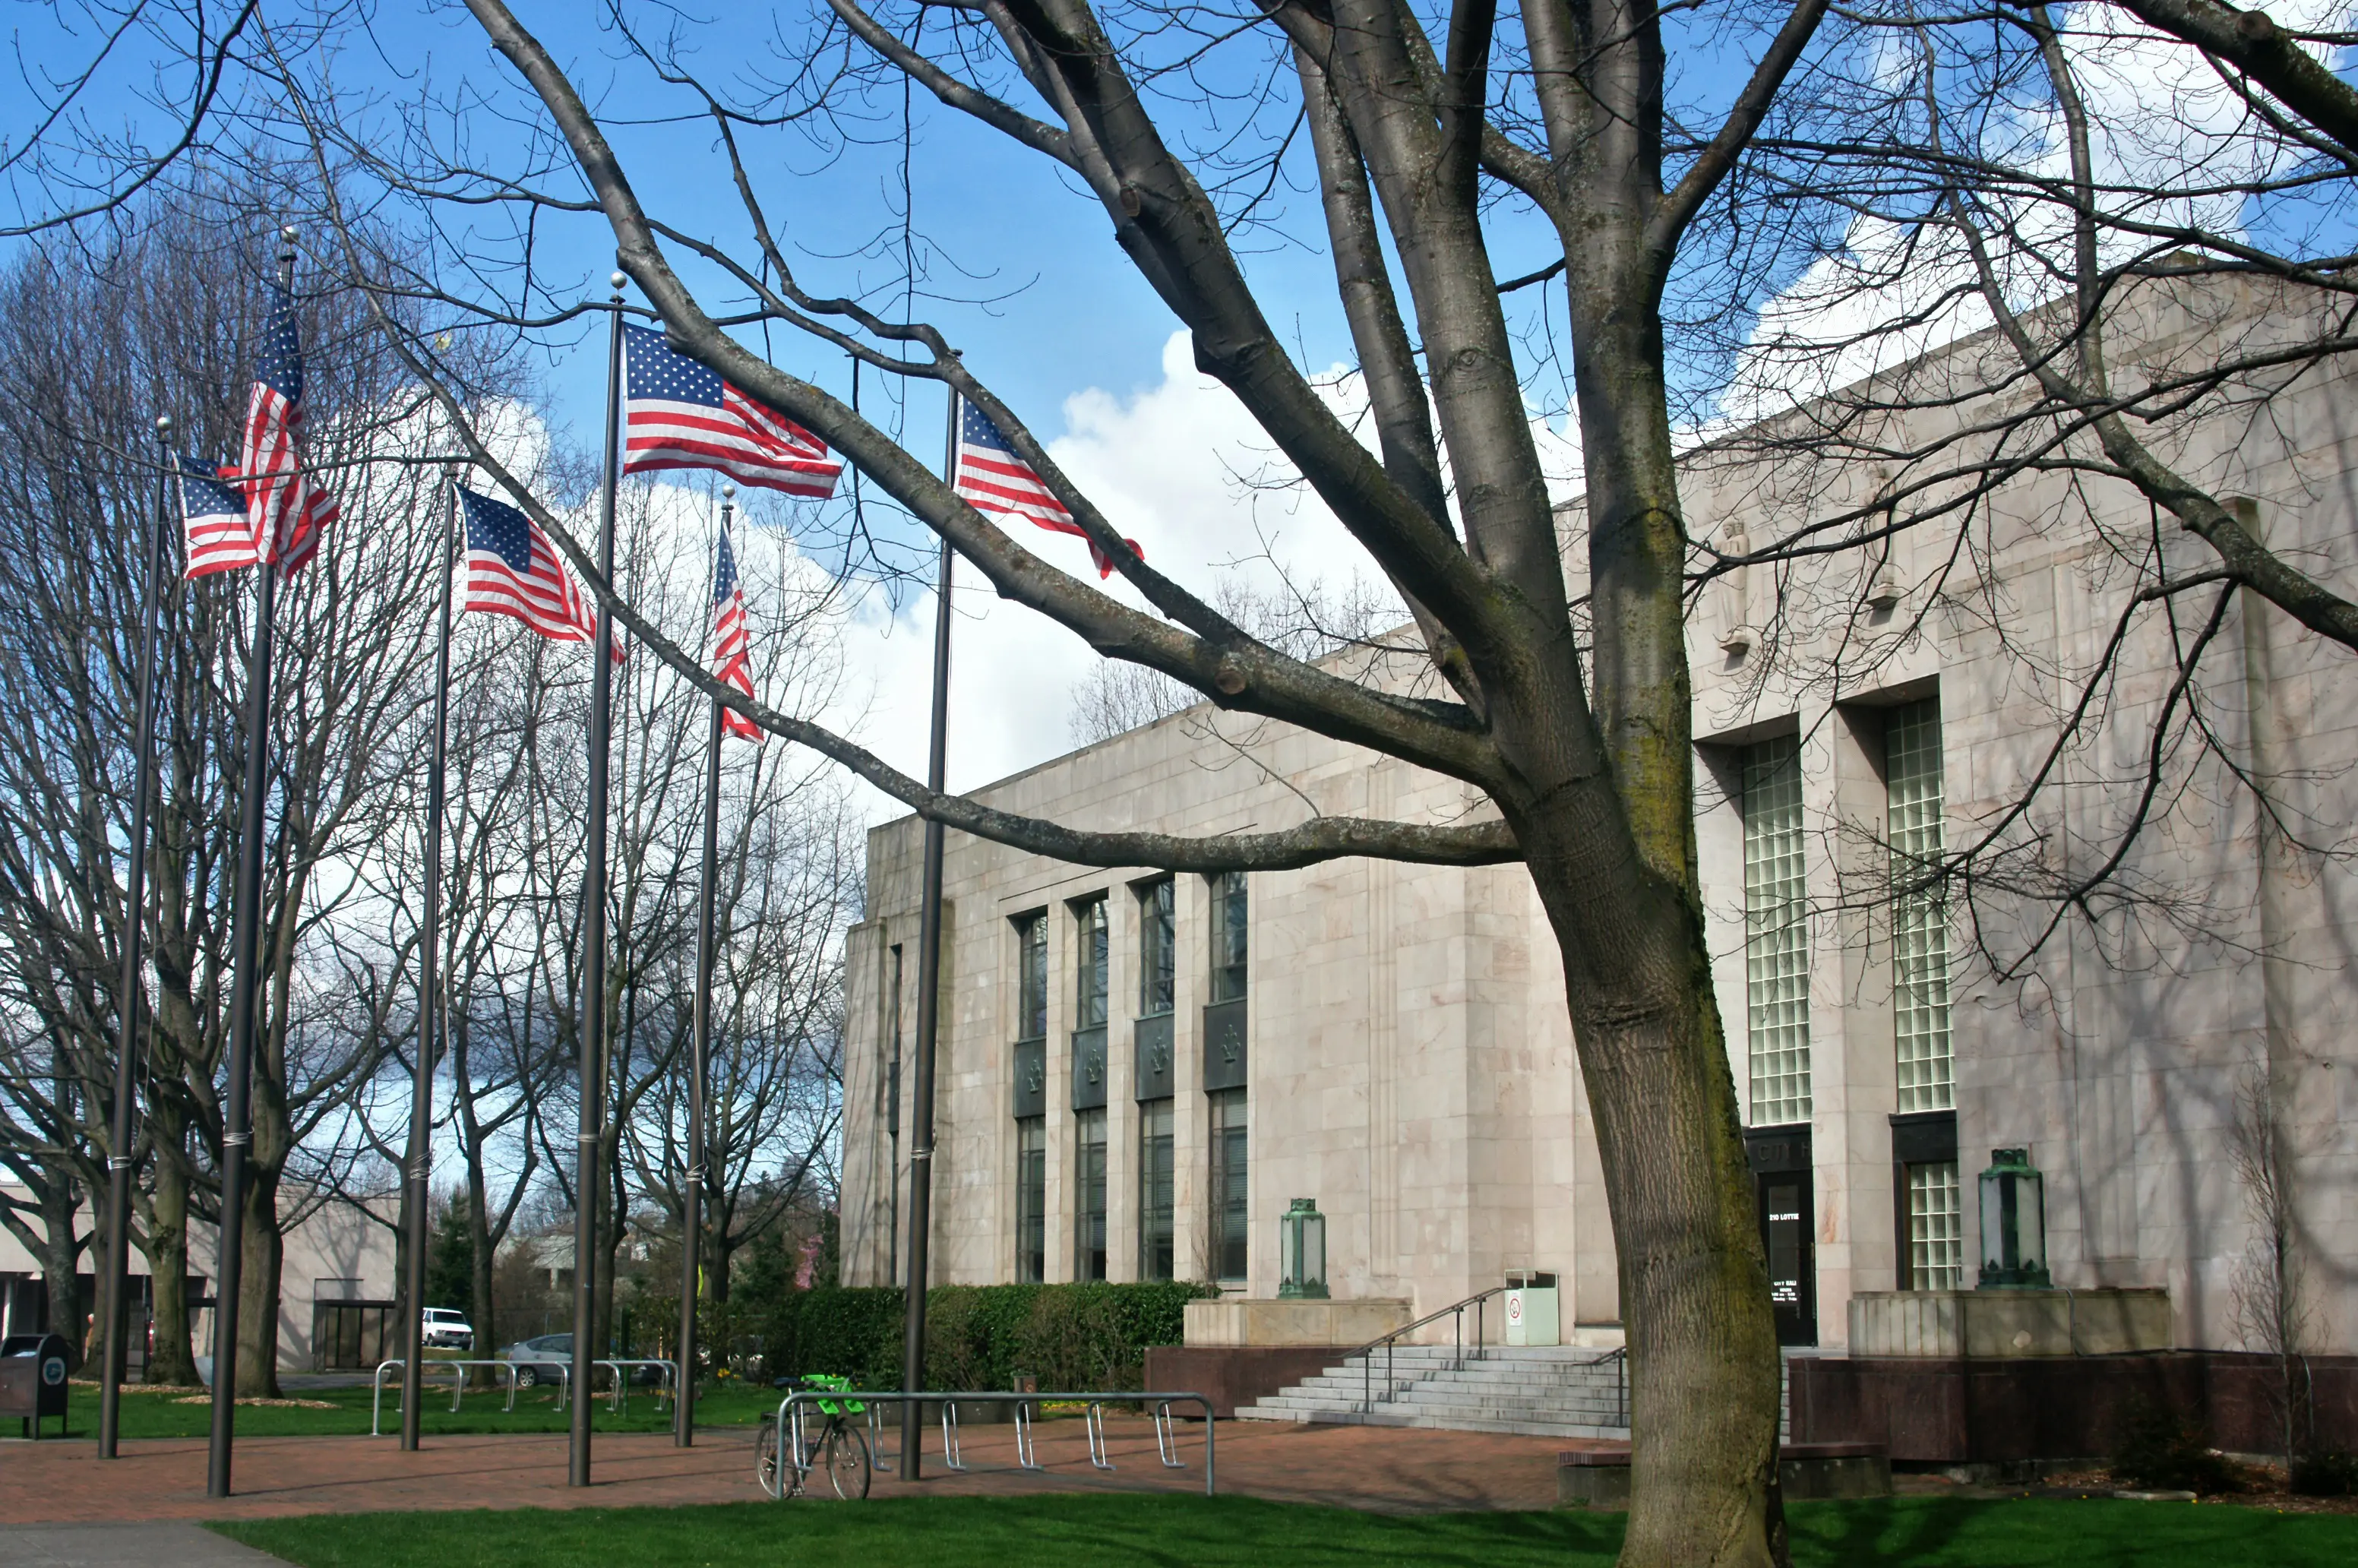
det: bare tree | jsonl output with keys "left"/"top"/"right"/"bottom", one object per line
{"left": 2229, "top": 1061, "right": 2311, "bottom": 1472}
{"left": 1070, "top": 570, "right": 1405, "bottom": 743}
{"left": 0, "top": 186, "right": 511, "bottom": 1394}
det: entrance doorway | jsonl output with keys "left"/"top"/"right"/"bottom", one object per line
{"left": 1744, "top": 1124, "right": 1816, "bottom": 1345}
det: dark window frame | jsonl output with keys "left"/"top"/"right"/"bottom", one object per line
{"left": 1138, "top": 877, "right": 1175, "bottom": 1018}
{"left": 1209, "top": 871, "right": 1247, "bottom": 1004}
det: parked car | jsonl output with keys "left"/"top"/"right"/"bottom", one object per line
{"left": 501, "top": 1332, "right": 571, "bottom": 1387}
{"left": 421, "top": 1307, "right": 475, "bottom": 1351}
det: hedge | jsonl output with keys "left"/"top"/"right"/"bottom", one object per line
{"left": 756, "top": 1281, "right": 1217, "bottom": 1393}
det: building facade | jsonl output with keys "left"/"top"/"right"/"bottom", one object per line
{"left": 839, "top": 275, "right": 2358, "bottom": 1359}
{"left": 0, "top": 1185, "right": 398, "bottom": 1374}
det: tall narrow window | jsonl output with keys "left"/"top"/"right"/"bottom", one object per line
{"left": 1016, "top": 1117, "right": 1046, "bottom": 1282}
{"left": 1887, "top": 698, "right": 1952, "bottom": 1114}
{"left": 1139, "top": 878, "right": 1175, "bottom": 1016}
{"left": 1075, "top": 1108, "right": 1108, "bottom": 1281}
{"left": 1743, "top": 735, "right": 1811, "bottom": 1125}
{"left": 1210, "top": 871, "right": 1247, "bottom": 1003}
{"left": 1139, "top": 1099, "right": 1174, "bottom": 1280}
{"left": 1209, "top": 1087, "right": 1248, "bottom": 1281}
{"left": 1016, "top": 912, "right": 1048, "bottom": 1042}
{"left": 1905, "top": 1160, "right": 1963, "bottom": 1290}
{"left": 1076, "top": 899, "right": 1108, "bottom": 1029}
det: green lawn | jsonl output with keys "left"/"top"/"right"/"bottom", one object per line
{"left": 213, "top": 1493, "right": 2356, "bottom": 1568}
{"left": 59, "top": 1378, "right": 784, "bottom": 1439}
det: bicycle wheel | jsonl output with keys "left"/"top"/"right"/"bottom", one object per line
{"left": 755, "top": 1421, "right": 794, "bottom": 1497}
{"left": 820, "top": 1419, "right": 871, "bottom": 1500}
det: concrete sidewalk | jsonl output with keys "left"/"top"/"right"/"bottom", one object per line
{"left": 0, "top": 1524, "right": 288, "bottom": 1568}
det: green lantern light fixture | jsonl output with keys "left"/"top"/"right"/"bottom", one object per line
{"left": 1977, "top": 1148, "right": 2052, "bottom": 1289}
{"left": 1278, "top": 1198, "right": 1329, "bottom": 1299}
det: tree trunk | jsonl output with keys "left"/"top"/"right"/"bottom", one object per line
{"left": 144, "top": 1125, "right": 198, "bottom": 1385}
{"left": 593, "top": 1142, "right": 618, "bottom": 1361}
{"left": 1521, "top": 801, "right": 1783, "bottom": 1566}
{"left": 708, "top": 1222, "right": 731, "bottom": 1305}
{"left": 235, "top": 1163, "right": 284, "bottom": 1398}
{"left": 468, "top": 1157, "right": 498, "bottom": 1372}
{"left": 33, "top": 1176, "right": 90, "bottom": 1370}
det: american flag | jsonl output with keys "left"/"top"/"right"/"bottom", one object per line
{"left": 623, "top": 326, "right": 843, "bottom": 498}
{"left": 178, "top": 455, "right": 256, "bottom": 579}
{"left": 459, "top": 485, "right": 612, "bottom": 657}
{"left": 238, "top": 283, "right": 338, "bottom": 576}
{"left": 951, "top": 400, "right": 1138, "bottom": 578}
{"left": 710, "top": 520, "right": 762, "bottom": 742}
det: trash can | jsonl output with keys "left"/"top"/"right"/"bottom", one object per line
{"left": 1, "top": 1332, "right": 71, "bottom": 1439}
{"left": 1505, "top": 1272, "right": 1560, "bottom": 1348}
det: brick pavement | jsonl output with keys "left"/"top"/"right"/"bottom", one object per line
{"left": 0, "top": 1418, "right": 1582, "bottom": 1522}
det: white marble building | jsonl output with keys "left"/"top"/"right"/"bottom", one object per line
{"left": 839, "top": 273, "right": 2358, "bottom": 1357}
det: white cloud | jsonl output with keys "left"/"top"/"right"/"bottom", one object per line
{"left": 833, "top": 331, "right": 1369, "bottom": 804}
{"left": 1714, "top": 3, "right": 2355, "bottom": 427}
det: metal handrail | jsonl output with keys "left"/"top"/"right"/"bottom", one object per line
{"left": 1348, "top": 1285, "right": 1508, "bottom": 1413}
{"left": 770, "top": 1389, "right": 1215, "bottom": 1498}
{"left": 1593, "top": 1345, "right": 1630, "bottom": 1429}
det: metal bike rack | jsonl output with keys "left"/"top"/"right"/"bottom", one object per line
{"left": 545, "top": 1358, "right": 677, "bottom": 1413}
{"left": 770, "top": 1389, "right": 1216, "bottom": 1499}
{"left": 866, "top": 1402, "right": 896, "bottom": 1475}
{"left": 370, "top": 1358, "right": 521, "bottom": 1436}
{"left": 1010, "top": 1402, "right": 1043, "bottom": 1471}
{"left": 1083, "top": 1403, "right": 1116, "bottom": 1472}
{"left": 940, "top": 1402, "right": 966, "bottom": 1472}
{"left": 1151, "top": 1402, "right": 1189, "bottom": 1470}
{"left": 597, "top": 1358, "right": 678, "bottom": 1414}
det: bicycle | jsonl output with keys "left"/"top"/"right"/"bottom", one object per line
{"left": 757, "top": 1374, "right": 872, "bottom": 1499}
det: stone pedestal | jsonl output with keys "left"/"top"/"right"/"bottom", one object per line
{"left": 1182, "top": 1297, "right": 1411, "bottom": 1348}
{"left": 1848, "top": 1288, "right": 2170, "bottom": 1358}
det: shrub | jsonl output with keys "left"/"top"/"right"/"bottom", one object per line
{"left": 2290, "top": 1448, "right": 2358, "bottom": 1497}
{"left": 2110, "top": 1404, "right": 2239, "bottom": 1494}
{"left": 757, "top": 1281, "right": 1214, "bottom": 1393}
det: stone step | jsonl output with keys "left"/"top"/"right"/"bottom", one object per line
{"left": 1290, "top": 1373, "right": 1622, "bottom": 1398}
{"left": 1254, "top": 1396, "right": 1622, "bottom": 1415}
{"left": 1239, "top": 1342, "right": 1634, "bottom": 1438}
{"left": 1234, "top": 1402, "right": 1628, "bottom": 1440}
{"left": 1249, "top": 1381, "right": 1630, "bottom": 1410}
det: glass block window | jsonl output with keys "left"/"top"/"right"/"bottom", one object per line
{"left": 1139, "top": 878, "right": 1175, "bottom": 1016}
{"left": 1743, "top": 735, "right": 1812, "bottom": 1125}
{"left": 1075, "top": 1108, "right": 1108, "bottom": 1282}
{"left": 1210, "top": 871, "right": 1247, "bottom": 1003}
{"left": 1016, "top": 1116, "right": 1046, "bottom": 1282}
{"left": 1906, "top": 1159, "right": 1963, "bottom": 1290}
{"left": 1015, "top": 912, "right": 1048, "bottom": 1042}
{"left": 1887, "top": 699, "right": 1953, "bottom": 1113}
{"left": 1075, "top": 898, "right": 1108, "bottom": 1030}
{"left": 1139, "top": 1098, "right": 1175, "bottom": 1281}
{"left": 1209, "top": 1086, "right": 1248, "bottom": 1281}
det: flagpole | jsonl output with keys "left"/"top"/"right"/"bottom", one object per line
{"left": 675, "top": 483, "right": 732, "bottom": 1449}
{"left": 571, "top": 273, "right": 626, "bottom": 1489}
{"left": 99, "top": 413, "right": 175, "bottom": 1459}
{"left": 209, "top": 226, "right": 299, "bottom": 1499}
{"left": 400, "top": 469, "right": 458, "bottom": 1451}
{"left": 898, "top": 385, "right": 956, "bottom": 1481}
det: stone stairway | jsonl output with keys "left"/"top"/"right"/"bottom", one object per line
{"left": 1236, "top": 1344, "right": 1633, "bottom": 1439}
